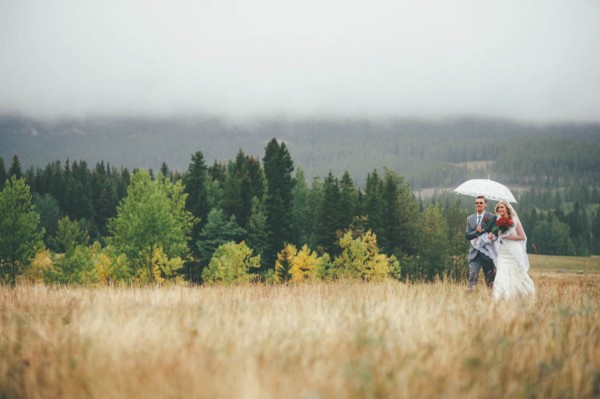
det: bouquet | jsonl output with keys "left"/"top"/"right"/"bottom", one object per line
{"left": 492, "top": 217, "right": 514, "bottom": 235}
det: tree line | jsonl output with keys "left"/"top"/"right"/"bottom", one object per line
{"left": 4, "top": 115, "right": 599, "bottom": 189}
{"left": 1, "top": 138, "right": 599, "bottom": 286}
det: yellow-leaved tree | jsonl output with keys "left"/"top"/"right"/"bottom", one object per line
{"left": 274, "top": 244, "right": 297, "bottom": 283}
{"left": 289, "top": 244, "right": 319, "bottom": 282}
{"left": 92, "top": 243, "right": 130, "bottom": 286}
{"left": 332, "top": 230, "right": 399, "bottom": 281}
{"left": 148, "top": 245, "right": 185, "bottom": 285}
{"left": 201, "top": 241, "right": 260, "bottom": 285}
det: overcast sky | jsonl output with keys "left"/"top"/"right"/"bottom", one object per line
{"left": 1, "top": 0, "right": 599, "bottom": 122}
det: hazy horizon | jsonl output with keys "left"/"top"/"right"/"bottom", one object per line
{"left": 1, "top": 0, "right": 599, "bottom": 123}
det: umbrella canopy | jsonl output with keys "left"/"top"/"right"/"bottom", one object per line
{"left": 454, "top": 179, "right": 517, "bottom": 203}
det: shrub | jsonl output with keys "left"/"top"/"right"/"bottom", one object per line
{"left": 202, "top": 241, "right": 260, "bottom": 285}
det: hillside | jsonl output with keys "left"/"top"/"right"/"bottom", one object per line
{"left": 1, "top": 114, "right": 599, "bottom": 188}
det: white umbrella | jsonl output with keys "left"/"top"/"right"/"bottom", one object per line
{"left": 454, "top": 179, "right": 517, "bottom": 203}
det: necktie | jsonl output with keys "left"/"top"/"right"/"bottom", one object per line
{"left": 477, "top": 215, "right": 481, "bottom": 225}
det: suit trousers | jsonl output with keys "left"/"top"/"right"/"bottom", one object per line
{"left": 468, "top": 251, "right": 496, "bottom": 288}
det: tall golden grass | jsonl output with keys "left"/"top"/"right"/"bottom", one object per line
{"left": 1, "top": 275, "right": 599, "bottom": 398}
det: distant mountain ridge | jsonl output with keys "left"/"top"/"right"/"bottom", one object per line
{"left": 1, "top": 114, "right": 599, "bottom": 188}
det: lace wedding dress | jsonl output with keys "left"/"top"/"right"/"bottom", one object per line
{"left": 492, "top": 217, "right": 535, "bottom": 301}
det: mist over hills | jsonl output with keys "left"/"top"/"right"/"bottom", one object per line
{"left": 1, "top": 114, "right": 599, "bottom": 189}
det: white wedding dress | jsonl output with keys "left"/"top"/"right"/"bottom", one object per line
{"left": 492, "top": 217, "right": 535, "bottom": 301}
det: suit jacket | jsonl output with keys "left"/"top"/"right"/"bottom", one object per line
{"left": 465, "top": 211, "right": 497, "bottom": 261}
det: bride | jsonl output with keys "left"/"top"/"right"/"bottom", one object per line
{"left": 488, "top": 200, "right": 535, "bottom": 300}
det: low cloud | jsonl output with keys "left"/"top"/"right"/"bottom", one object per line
{"left": 1, "top": 0, "right": 599, "bottom": 122}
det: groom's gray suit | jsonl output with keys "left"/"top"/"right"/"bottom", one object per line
{"left": 465, "top": 211, "right": 497, "bottom": 288}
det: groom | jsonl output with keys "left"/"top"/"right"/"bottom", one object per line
{"left": 465, "top": 195, "right": 496, "bottom": 290}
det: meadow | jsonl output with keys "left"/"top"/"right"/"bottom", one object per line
{"left": 1, "top": 262, "right": 599, "bottom": 398}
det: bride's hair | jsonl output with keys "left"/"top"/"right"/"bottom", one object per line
{"left": 495, "top": 200, "right": 514, "bottom": 219}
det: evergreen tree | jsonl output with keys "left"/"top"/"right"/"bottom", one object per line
{"left": 395, "top": 173, "right": 419, "bottom": 256}
{"left": 208, "top": 160, "right": 227, "bottom": 183}
{"left": 565, "top": 202, "right": 590, "bottom": 255}
{"left": 307, "top": 177, "right": 324, "bottom": 249}
{"left": 183, "top": 151, "right": 209, "bottom": 249}
{"left": 119, "top": 168, "right": 130, "bottom": 198}
{"left": 197, "top": 208, "right": 246, "bottom": 267}
{"left": 380, "top": 170, "right": 402, "bottom": 254}
{"left": 160, "top": 162, "right": 170, "bottom": 180}
{"left": 221, "top": 164, "right": 244, "bottom": 224}
{"left": 339, "top": 171, "right": 357, "bottom": 228}
{"left": 531, "top": 215, "right": 576, "bottom": 255}
{"left": 314, "top": 172, "right": 343, "bottom": 255}
{"left": 363, "top": 170, "right": 385, "bottom": 244}
{"left": 415, "top": 204, "right": 451, "bottom": 280}
{"left": 24, "top": 166, "right": 35, "bottom": 189}
{"left": 262, "top": 138, "right": 294, "bottom": 267}
{"left": 0, "top": 156, "right": 6, "bottom": 189}
{"left": 0, "top": 177, "right": 45, "bottom": 285}
{"left": 246, "top": 197, "right": 269, "bottom": 268}
{"left": 8, "top": 155, "right": 22, "bottom": 179}
{"left": 50, "top": 216, "right": 90, "bottom": 253}
{"left": 238, "top": 154, "right": 264, "bottom": 229}
{"left": 34, "top": 193, "right": 62, "bottom": 246}
{"left": 592, "top": 210, "right": 600, "bottom": 255}
{"left": 290, "top": 169, "right": 313, "bottom": 246}
{"left": 46, "top": 243, "right": 96, "bottom": 285}
{"left": 442, "top": 199, "right": 470, "bottom": 280}
{"left": 91, "top": 161, "right": 119, "bottom": 237}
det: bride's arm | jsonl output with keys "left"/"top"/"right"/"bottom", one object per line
{"left": 505, "top": 221, "right": 526, "bottom": 241}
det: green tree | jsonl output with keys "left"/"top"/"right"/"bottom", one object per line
{"left": 197, "top": 208, "right": 246, "bottom": 267}
{"left": 442, "top": 199, "right": 469, "bottom": 280}
{"left": 393, "top": 172, "right": 419, "bottom": 256}
{"left": 160, "top": 162, "right": 170, "bottom": 180}
{"left": 290, "top": 169, "right": 314, "bottom": 247}
{"left": 90, "top": 161, "right": 120, "bottom": 237}
{"left": 184, "top": 151, "right": 210, "bottom": 249}
{"left": 380, "top": 170, "right": 402, "bottom": 254}
{"left": 339, "top": 171, "right": 357, "bottom": 229}
{"left": 332, "top": 230, "right": 398, "bottom": 281}
{"left": 107, "top": 170, "right": 194, "bottom": 282}
{"left": 46, "top": 244, "right": 96, "bottom": 285}
{"left": 8, "top": 155, "right": 22, "bottom": 179}
{"left": 263, "top": 138, "right": 295, "bottom": 267}
{"left": 0, "top": 157, "right": 6, "bottom": 190}
{"left": 592, "top": 210, "right": 600, "bottom": 255}
{"left": 0, "top": 177, "right": 45, "bottom": 285}
{"left": 531, "top": 215, "right": 576, "bottom": 255}
{"left": 246, "top": 197, "right": 269, "bottom": 268}
{"left": 314, "top": 172, "right": 343, "bottom": 255}
{"left": 50, "top": 216, "right": 90, "bottom": 253}
{"left": 201, "top": 241, "right": 260, "bottom": 284}
{"left": 414, "top": 204, "right": 451, "bottom": 280}
{"left": 363, "top": 170, "right": 385, "bottom": 246}
{"left": 221, "top": 165, "right": 244, "bottom": 224}
{"left": 34, "top": 193, "right": 62, "bottom": 245}
{"left": 91, "top": 242, "right": 131, "bottom": 285}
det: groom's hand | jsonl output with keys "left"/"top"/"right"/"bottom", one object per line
{"left": 476, "top": 225, "right": 483, "bottom": 233}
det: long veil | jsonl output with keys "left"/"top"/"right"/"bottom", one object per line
{"left": 500, "top": 202, "right": 530, "bottom": 272}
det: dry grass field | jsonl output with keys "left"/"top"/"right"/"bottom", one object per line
{"left": 529, "top": 254, "right": 600, "bottom": 273}
{"left": 1, "top": 270, "right": 599, "bottom": 398}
